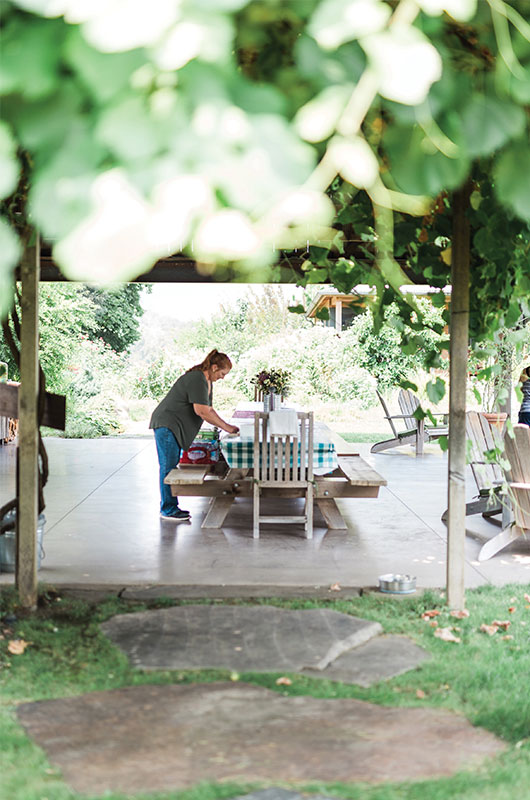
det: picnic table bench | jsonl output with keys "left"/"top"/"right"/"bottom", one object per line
{"left": 165, "top": 453, "right": 386, "bottom": 530}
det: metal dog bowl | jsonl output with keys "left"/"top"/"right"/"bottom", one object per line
{"left": 378, "top": 573, "right": 417, "bottom": 594}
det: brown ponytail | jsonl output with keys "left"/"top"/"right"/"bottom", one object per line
{"left": 187, "top": 349, "right": 232, "bottom": 373}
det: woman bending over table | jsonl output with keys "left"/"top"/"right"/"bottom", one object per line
{"left": 149, "top": 349, "right": 239, "bottom": 520}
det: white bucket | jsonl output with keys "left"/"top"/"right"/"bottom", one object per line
{"left": 0, "top": 512, "right": 45, "bottom": 573}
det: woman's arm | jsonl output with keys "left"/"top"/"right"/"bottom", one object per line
{"left": 193, "top": 403, "right": 239, "bottom": 434}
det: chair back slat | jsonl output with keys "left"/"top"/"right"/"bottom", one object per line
{"left": 376, "top": 390, "right": 399, "bottom": 438}
{"left": 254, "top": 411, "right": 313, "bottom": 484}
{"left": 504, "top": 424, "right": 530, "bottom": 483}
{"left": 504, "top": 424, "right": 530, "bottom": 529}
{"left": 398, "top": 390, "right": 420, "bottom": 426}
{"left": 466, "top": 411, "right": 503, "bottom": 489}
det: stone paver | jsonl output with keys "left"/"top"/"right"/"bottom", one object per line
{"left": 17, "top": 682, "right": 505, "bottom": 794}
{"left": 101, "top": 605, "right": 384, "bottom": 674}
{"left": 301, "top": 634, "right": 430, "bottom": 687}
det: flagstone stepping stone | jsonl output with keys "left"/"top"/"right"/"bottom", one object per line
{"left": 17, "top": 682, "right": 505, "bottom": 795}
{"left": 301, "top": 634, "right": 430, "bottom": 687}
{"left": 101, "top": 605, "right": 384, "bottom": 674}
{"left": 100, "top": 605, "right": 429, "bottom": 685}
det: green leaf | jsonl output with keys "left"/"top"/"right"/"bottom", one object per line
{"left": 460, "top": 95, "right": 526, "bottom": 158}
{"left": 330, "top": 258, "right": 358, "bottom": 294}
{"left": 64, "top": 28, "right": 146, "bottom": 105}
{"left": 0, "top": 17, "right": 63, "bottom": 100}
{"left": 307, "top": 268, "right": 329, "bottom": 284}
{"left": 493, "top": 141, "right": 530, "bottom": 222}
{"left": 418, "top": 0, "right": 477, "bottom": 22}
{"left": 438, "top": 435, "right": 448, "bottom": 452}
{"left": 361, "top": 27, "right": 442, "bottom": 105}
{"left": 294, "top": 85, "right": 352, "bottom": 143}
{"left": 0, "top": 218, "right": 20, "bottom": 320}
{"left": 308, "top": 0, "right": 390, "bottom": 50}
{"left": 426, "top": 376, "right": 446, "bottom": 403}
{"left": 96, "top": 96, "right": 165, "bottom": 162}
{"left": 288, "top": 304, "right": 306, "bottom": 314}
{"left": 29, "top": 123, "right": 104, "bottom": 239}
{"left": 315, "top": 307, "right": 330, "bottom": 320}
{"left": 431, "top": 291, "right": 447, "bottom": 308}
{"left": 0, "top": 122, "right": 19, "bottom": 200}
{"left": 384, "top": 122, "right": 469, "bottom": 196}
{"left": 399, "top": 379, "right": 418, "bottom": 392}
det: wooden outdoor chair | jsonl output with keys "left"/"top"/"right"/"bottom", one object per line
{"left": 441, "top": 410, "right": 503, "bottom": 524}
{"left": 371, "top": 389, "right": 448, "bottom": 455}
{"left": 253, "top": 411, "right": 314, "bottom": 539}
{"left": 254, "top": 386, "right": 263, "bottom": 401}
{"left": 477, "top": 423, "right": 530, "bottom": 561}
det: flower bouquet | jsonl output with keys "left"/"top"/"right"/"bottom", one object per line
{"left": 252, "top": 369, "right": 291, "bottom": 410}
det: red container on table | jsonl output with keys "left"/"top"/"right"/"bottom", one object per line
{"left": 179, "top": 429, "right": 220, "bottom": 465}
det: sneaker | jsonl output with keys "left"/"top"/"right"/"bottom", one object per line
{"left": 160, "top": 509, "right": 191, "bottom": 521}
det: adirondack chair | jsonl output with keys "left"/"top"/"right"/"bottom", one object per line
{"left": 441, "top": 410, "right": 503, "bottom": 523}
{"left": 477, "top": 423, "right": 530, "bottom": 561}
{"left": 371, "top": 389, "right": 448, "bottom": 455}
{"left": 253, "top": 411, "right": 314, "bottom": 539}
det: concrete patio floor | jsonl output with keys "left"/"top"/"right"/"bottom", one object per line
{"left": 1, "top": 436, "right": 529, "bottom": 590}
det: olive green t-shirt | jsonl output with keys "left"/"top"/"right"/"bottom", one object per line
{"left": 149, "top": 370, "right": 212, "bottom": 450}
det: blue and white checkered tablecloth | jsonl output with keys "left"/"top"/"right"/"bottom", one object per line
{"left": 221, "top": 419, "right": 338, "bottom": 475}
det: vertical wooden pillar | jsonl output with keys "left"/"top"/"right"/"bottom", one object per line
{"left": 335, "top": 299, "right": 342, "bottom": 332}
{"left": 16, "top": 238, "right": 40, "bottom": 609}
{"left": 447, "top": 184, "right": 471, "bottom": 610}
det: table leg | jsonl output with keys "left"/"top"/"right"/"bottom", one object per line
{"left": 201, "top": 496, "right": 235, "bottom": 529}
{"left": 316, "top": 498, "right": 348, "bottom": 530}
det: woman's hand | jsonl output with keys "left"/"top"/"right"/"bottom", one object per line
{"left": 227, "top": 424, "right": 239, "bottom": 435}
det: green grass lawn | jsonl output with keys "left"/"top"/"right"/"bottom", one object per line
{"left": 1, "top": 584, "right": 530, "bottom": 800}
{"left": 338, "top": 432, "right": 387, "bottom": 443}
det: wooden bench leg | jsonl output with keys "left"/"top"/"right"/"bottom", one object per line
{"left": 316, "top": 498, "right": 348, "bottom": 530}
{"left": 201, "top": 496, "right": 235, "bottom": 529}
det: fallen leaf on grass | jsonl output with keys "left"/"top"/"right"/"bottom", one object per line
{"left": 450, "top": 609, "right": 470, "bottom": 618}
{"left": 434, "top": 627, "right": 461, "bottom": 643}
{"left": 329, "top": 583, "right": 341, "bottom": 592}
{"left": 501, "top": 635, "right": 514, "bottom": 641}
{"left": 492, "top": 620, "right": 511, "bottom": 630}
{"left": 508, "top": 606, "right": 516, "bottom": 613}
{"left": 429, "top": 620, "right": 438, "bottom": 628}
{"left": 416, "top": 689, "right": 426, "bottom": 699}
{"left": 276, "top": 676, "right": 292, "bottom": 686}
{"left": 524, "top": 593, "right": 530, "bottom": 603}
{"left": 480, "top": 624, "right": 498, "bottom": 636}
{"left": 7, "top": 639, "right": 31, "bottom": 655}
{"left": 421, "top": 610, "right": 441, "bottom": 619}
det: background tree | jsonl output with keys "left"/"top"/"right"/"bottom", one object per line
{"left": 85, "top": 284, "right": 146, "bottom": 354}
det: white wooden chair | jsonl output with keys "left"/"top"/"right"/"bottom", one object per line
{"left": 253, "top": 411, "right": 314, "bottom": 539}
{"left": 478, "top": 423, "right": 530, "bottom": 561}
{"left": 371, "top": 389, "right": 448, "bottom": 455}
{"left": 441, "top": 410, "right": 503, "bottom": 523}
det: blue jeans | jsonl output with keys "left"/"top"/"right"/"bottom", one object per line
{"left": 519, "top": 411, "right": 530, "bottom": 426}
{"left": 153, "top": 427, "right": 183, "bottom": 515}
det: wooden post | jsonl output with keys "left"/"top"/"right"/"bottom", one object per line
{"left": 16, "top": 237, "right": 40, "bottom": 609}
{"left": 447, "top": 183, "right": 471, "bottom": 610}
{"left": 335, "top": 299, "right": 343, "bottom": 332}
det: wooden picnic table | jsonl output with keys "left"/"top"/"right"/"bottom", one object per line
{"left": 165, "top": 405, "right": 386, "bottom": 530}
